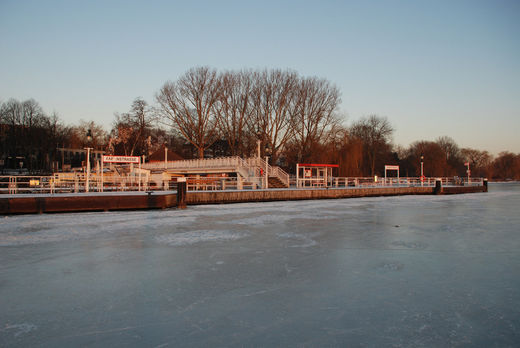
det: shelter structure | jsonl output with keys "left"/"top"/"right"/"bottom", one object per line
{"left": 296, "top": 163, "right": 339, "bottom": 188}
{"left": 148, "top": 144, "right": 184, "bottom": 163}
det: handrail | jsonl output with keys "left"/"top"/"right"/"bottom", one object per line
{"left": 248, "top": 157, "right": 290, "bottom": 187}
{"left": 142, "top": 156, "right": 244, "bottom": 170}
{"left": 142, "top": 156, "right": 290, "bottom": 188}
{"left": 1, "top": 174, "right": 485, "bottom": 194}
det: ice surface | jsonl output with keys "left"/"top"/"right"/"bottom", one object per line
{"left": 1, "top": 183, "right": 520, "bottom": 346}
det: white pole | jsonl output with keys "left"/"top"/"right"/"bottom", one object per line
{"left": 101, "top": 158, "right": 104, "bottom": 192}
{"left": 325, "top": 167, "right": 328, "bottom": 187}
{"left": 164, "top": 146, "right": 168, "bottom": 169}
{"left": 421, "top": 160, "right": 424, "bottom": 187}
{"left": 257, "top": 140, "right": 261, "bottom": 158}
{"left": 85, "top": 147, "right": 91, "bottom": 192}
{"left": 138, "top": 157, "right": 141, "bottom": 191}
{"left": 265, "top": 156, "right": 268, "bottom": 189}
{"left": 296, "top": 163, "right": 299, "bottom": 188}
{"left": 142, "top": 155, "right": 146, "bottom": 190}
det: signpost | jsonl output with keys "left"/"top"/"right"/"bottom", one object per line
{"left": 102, "top": 156, "right": 142, "bottom": 192}
{"left": 103, "top": 156, "right": 140, "bottom": 163}
{"left": 384, "top": 165, "right": 400, "bottom": 185}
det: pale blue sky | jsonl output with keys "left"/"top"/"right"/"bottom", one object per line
{"left": 1, "top": 0, "right": 519, "bottom": 154}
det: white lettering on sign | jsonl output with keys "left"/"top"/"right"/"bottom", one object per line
{"left": 103, "top": 155, "right": 140, "bottom": 163}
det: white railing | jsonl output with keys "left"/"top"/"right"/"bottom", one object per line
{"left": 1, "top": 174, "right": 485, "bottom": 195}
{"left": 328, "top": 177, "right": 484, "bottom": 188}
{"left": 143, "top": 156, "right": 290, "bottom": 188}
{"left": 142, "top": 156, "right": 244, "bottom": 170}
{"left": 185, "top": 176, "right": 262, "bottom": 191}
{"left": 246, "top": 157, "right": 290, "bottom": 187}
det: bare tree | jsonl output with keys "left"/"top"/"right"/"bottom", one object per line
{"left": 436, "top": 135, "right": 463, "bottom": 175}
{"left": 156, "top": 66, "right": 221, "bottom": 158}
{"left": 288, "top": 76, "right": 341, "bottom": 163}
{"left": 0, "top": 98, "right": 71, "bottom": 172}
{"left": 249, "top": 69, "right": 297, "bottom": 162}
{"left": 111, "top": 97, "right": 155, "bottom": 156}
{"left": 350, "top": 115, "right": 394, "bottom": 176}
{"left": 436, "top": 136, "right": 460, "bottom": 161}
{"left": 215, "top": 70, "right": 253, "bottom": 156}
{"left": 75, "top": 120, "right": 107, "bottom": 149}
{"left": 406, "top": 141, "right": 450, "bottom": 177}
{"left": 461, "top": 148, "right": 493, "bottom": 177}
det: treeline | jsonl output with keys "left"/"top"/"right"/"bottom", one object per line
{"left": 1, "top": 67, "right": 519, "bottom": 180}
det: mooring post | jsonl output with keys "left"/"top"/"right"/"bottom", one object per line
{"left": 177, "top": 177, "right": 187, "bottom": 209}
{"left": 434, "top": 178, "right": 443, "bottom": 195}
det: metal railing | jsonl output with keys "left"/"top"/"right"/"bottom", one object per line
{"left": 142, "top": 156, "right": 245, "bottom": 170}
{"left": 1, "top": 174, "right": 484, "bottom": 195}
{"left": 245, "top": 157, "right": 290, "bottom": 187}
{"left": 142, "top": 156, "right": 290, "bottom": 188}
{"left": 328, "top": 177, "right": 484, "bottom": 188}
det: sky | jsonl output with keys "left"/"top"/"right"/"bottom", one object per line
{"left": 1, "top": 0, "right": 519, "bottom": 155}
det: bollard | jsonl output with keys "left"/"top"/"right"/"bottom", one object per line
{"left": 177, "top": 178, "right": 187, "bottom": 209}
{"left": 434, "top": 178, "right": 443, "bottom": 195}
{"left": 483, "top": 179, "right": 488, "bottom": 192}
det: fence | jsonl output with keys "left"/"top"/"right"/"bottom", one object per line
{"left": 0, "top": 174, "right": 484, "bottom": 195}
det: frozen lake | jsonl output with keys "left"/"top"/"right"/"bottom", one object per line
{"left": 1, "top": 183, "right": 519, "bottom": 347}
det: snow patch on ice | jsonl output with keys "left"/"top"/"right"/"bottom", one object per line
{"left": 277, "top": 231, "right": 318, "bottom": 248}
{"left": 154, "top": 230, "right": 245, "bottom": 246}
{"left": 377, "top": 261, "right": 404, "bottom": 273}
{"left": 2, "top": 322, "right": 38, "bottom": 337}
{"left": 0, "top": 211, "right": 198, "bottom": 246}
{"left": 391, "top": 240, "right": 428, "bottom": 250}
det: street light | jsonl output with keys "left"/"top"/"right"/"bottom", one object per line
{"left": 264, "top": 145, "right": 271, "bottom": 189}
{"left": 420, "top": 153, "right": 424, "bottom": 187}
{"left": 85, "top": 129, "right": 93, "bottom": 193}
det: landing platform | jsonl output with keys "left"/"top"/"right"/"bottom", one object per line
{"left": 0, "top": 185, "right": 487, "bottom": 215}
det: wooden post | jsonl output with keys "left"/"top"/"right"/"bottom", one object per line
{"left": 177, "top": 177, "right": 187, "bottom": 209}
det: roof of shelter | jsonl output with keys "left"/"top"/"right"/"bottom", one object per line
{"left": 148, "top": 144, "right": 184, "bottom": 162}
{"left": 297, "top": 163, "right": 339, "bottom": 168}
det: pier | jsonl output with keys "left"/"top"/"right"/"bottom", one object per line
{"left": 0, "top": 181, "right": 487, "bottom": 215}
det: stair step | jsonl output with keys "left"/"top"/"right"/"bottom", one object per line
{"left": 268, "top": 176, "right": 288, "bottom": 188}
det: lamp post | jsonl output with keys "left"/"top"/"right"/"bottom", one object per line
{"left": 465, "top": 161, "right": 470, "bottom": 185}
{"left": 85, "top": 129, "right": 93, "bottom": 193}
{"left": 420, "top": 153, "right": 424, "bottom": 187}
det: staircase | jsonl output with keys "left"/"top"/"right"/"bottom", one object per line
{"left": 141, "top": 156, "right": 290, "bottom": 189}
{"left": 268, "top": 176, "right": 287, "bottom": 188}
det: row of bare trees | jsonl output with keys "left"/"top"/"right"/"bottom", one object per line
{"left": 156, "top": 67, "right": 341, "bottom": 163}
{"left": 2, "top": 66, "right": 520, "bottom": 180}
{"left": 0, "top": 98, "right": 65, "bottom": 171}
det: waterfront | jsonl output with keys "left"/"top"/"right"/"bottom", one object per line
{"left": 1, "top": 183, "right": 519, "bottom": 346}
